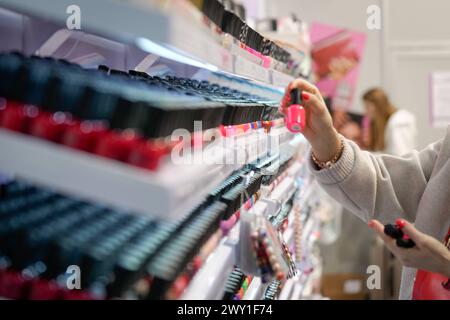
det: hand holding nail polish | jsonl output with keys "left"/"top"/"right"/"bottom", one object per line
{"left": 383, "top": 219, "right": 416, "bottom": 248}
{"left": 369, "top": 219, "right": 450, "bottom": 277}
{"left": 280, "top": 79, "right": 341, "bottom": 164}
{"left": 285, "top": 88, "right": 306, "bottom": 133}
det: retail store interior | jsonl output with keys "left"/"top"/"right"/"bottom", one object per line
{"left": 0, "top": 0, "right": 449, "bottom": 301}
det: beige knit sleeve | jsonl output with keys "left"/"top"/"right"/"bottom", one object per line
{"left": 308, "top": 136, "right": 443, "bottom": 223}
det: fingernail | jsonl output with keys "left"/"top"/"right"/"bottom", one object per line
{"left": 301, "top": 92, "right": 310, "bottom": 101}
{"left": 396, "top": 218, "right": 406, "bottom": 229}
{"left": 368, "top": 220, "right": 375, "bottom": 228}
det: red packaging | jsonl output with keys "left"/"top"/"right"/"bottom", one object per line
{"left": 127, "top": 140, "right": 169, "bottom": 171}
{"left": 95, "top": 130, "right": 139, "bottom": 162}
{"left": 29, "top": 111, "right": 73, "bottom": 142}
{"left": 62, "top": 121, "right": 108, "bottom": 152}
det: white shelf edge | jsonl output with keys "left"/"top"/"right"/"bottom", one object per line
{"left": 242, "top": 277, "right": 264, "bottom": 300}
{"left": 180, "top": 239, "right": 236, "bottom": 300}
{"left": 0, "top": 129, "right": 234, "bottom": 221}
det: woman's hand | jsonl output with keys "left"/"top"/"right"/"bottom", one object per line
{"left": 280, "top": 79, "right": 341, "bottom": 162}
{"left": 369, "top": 219, "right": 450, "bottom": 277}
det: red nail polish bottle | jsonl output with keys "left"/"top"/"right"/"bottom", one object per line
{"left": 62, "top": 120, "right": 108, "bottom": 153}
{"left": 0, "top": 99, "right": 7, "bottom": 123}
{"left": 0, "top": 101, "right": 28, "bottom": 132}
{"left": 95, "top": 130, "right": 139, "bottom": 162}
{"left": 127, "top": 139, "right": 169, "bottom": 171}
{"left": 0, "top": 270, "right": 27, "bottom": 299}
{"left": 286, "top": 89, "right": 306, "bottom": 133}
{"left": 29, "top": 111, "right": 72, "bottom": 143}
{"left": 28, "top": 279, "right": 63, "bottom": 300}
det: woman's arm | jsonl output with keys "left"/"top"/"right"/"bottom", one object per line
{"left": 369, "top": 219, "right": 450, "bottom": 277}
{"left": 281, "top": 79, "right": 441, "bottom": 223}
{"left": 309, "top": 136, "right": 441, "bottom": 223}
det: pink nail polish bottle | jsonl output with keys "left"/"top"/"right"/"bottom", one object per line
{"left": 286, "top": 88, "right": 306, "bottom": 133}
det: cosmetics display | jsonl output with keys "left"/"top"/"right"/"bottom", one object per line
{"left": 195, "top": 0, "right": 291, "bottom": 64}
{"left": 0, "top": 53, "right": 286, "bottom": 173}
{"left": 0, "top": 0, "right": 327, "bottom": 301}
{"left": 0, "top": 143, "right": 322, "bottom": 300}
{"left": 0, "top": 53, "right": 281, "bottom": 137}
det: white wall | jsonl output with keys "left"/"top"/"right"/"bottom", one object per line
{"left": 265, "top": 0, "right": 450, "bottom": 148}
{"left": 381, "top": 0, "right": 450, "bottom": 148}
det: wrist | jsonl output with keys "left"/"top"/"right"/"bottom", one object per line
{"left": 310, "top": 128, "right": 341, "bottom": 162}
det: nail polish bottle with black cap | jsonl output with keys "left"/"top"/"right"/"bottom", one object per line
{"left": 286, "top": 88, "right": 306, "bottom": 133}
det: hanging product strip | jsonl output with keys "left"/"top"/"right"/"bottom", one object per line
{"left": 154, "top": 153, "right": 306, "bottom": 299}
{"left": 194, "top": 0, "right": 292, "bottom": 68}
{"left": 222, "top": 266, "right": 252, "bottom": 300}
{"left": 217, "top": 157, "right": 309, "bottom": 301}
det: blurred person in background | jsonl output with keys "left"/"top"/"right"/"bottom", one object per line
{"left": 362, "top": 88, "right": 417, "bottom": 156}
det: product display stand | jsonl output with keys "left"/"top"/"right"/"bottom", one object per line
{"left": 0, "top": 0, "right": 328, "bottom": 300}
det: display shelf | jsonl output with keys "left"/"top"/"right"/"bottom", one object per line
{"left": 0, "top": 123, "right": 292, "bottom": 221}
{"left": 278, "top": 277, "right": 297, "bottom": 300}
{"left": 182, "top": 166, "right": 311, "bottom": 300}
{"left": 271, "top": 69, "right": 296, "bottom": 89}
{"left": 291, "top": 274, "right": 309, "bottom": 299}
{"left": 234, "top": 55, "right": 271, "bottom": 84}
{"left": 0, "top": 128, "right": 236, "bottom": 221}
{"left": 0, "top": 0, "right": 295, "bottom": 88}
{"left": 180, "top": 220, "right": 241, "bottom": 299}
{"left": 180, "top": 238, "right": 236, "bottom": 300}
{"left": 284, "top": 224, "right": 295, "bottom": 247}
{"left": 242, "top": 277, "right": 264, "bottom": 300}
{"left": 279, "top": 271, "right": 315, "bottom": 300}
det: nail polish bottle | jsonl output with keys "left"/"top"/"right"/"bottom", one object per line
{"left": 286, "top": 88, "right": 306, "bottom": 133}
{"left": 0, "top": 101, "right": 27, "bottom": 132}
{"left": 62, "top": 120, "right": 108, "bottom": 152}
{"left": 94, "top": 130, "right": 139, "bottom": 162}
{"left": 30, "top": 111, "right": 76, "bottom": 143}
{"left": 127, "top": 140, "right": 169, "bottom": 171}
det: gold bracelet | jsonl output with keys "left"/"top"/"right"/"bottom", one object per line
{"left": 311, "top": 139, "right": 344, "bottom": 169}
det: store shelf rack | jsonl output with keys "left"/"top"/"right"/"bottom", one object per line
{"left": 0, "top": 128, "right": 235, "bottom": 220}
{"left": 0, "top": 0, "right": 294, "bottom": 88}
{"left": 181, "top": 174, "right": 318, "bottom": 300}
{"left": 0, "top": 127, "right": 303, "bottom": 220}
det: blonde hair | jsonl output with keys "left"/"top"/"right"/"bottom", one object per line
{"left": 363, "top": 88, "right": 397, "bottom": 151}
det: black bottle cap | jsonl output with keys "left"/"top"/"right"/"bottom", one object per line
{"left": 396, "top": 237, "right": 416, "bottom": 248}
{"left": 384, "top": 224, "right": 403, "bottom": 239}
{"left": 109, "top": 69, "right": 128, "bottom": 77}
{"left": 98, "top": 65, "right": 110, "bottom": 73}
{"left": 290, "top": 88, "right": 302, "bottom": 105}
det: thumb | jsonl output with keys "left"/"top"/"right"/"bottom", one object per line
{"left": 397, "top": 219, "right": 423, "bottom": 244}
